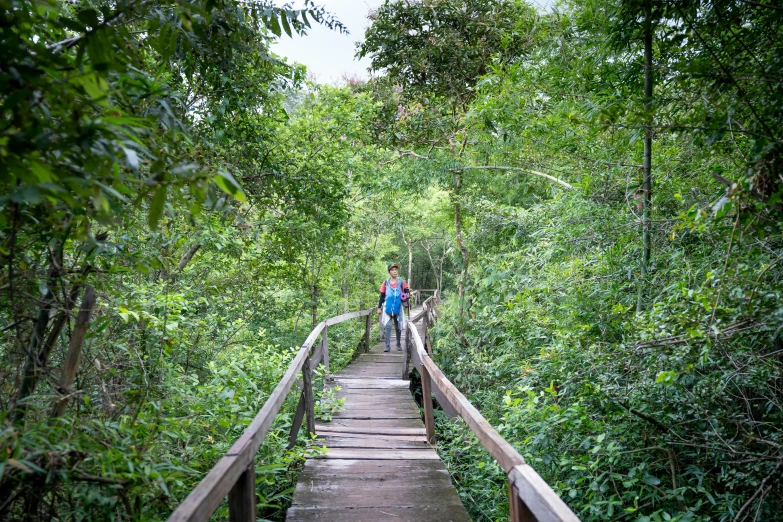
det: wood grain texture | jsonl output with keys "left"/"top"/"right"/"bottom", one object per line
{"left": 228, "top": 464, "right": 256, "bottom": 522}
{"left": 287, "top": 312, "right": 470, "bottom": 521}
{"left": 509, "top": 464, "right": 580, "bottom": 522}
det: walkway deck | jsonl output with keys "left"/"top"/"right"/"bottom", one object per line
{"left": 286, "top": 311, "right": 471, "bottom": 522}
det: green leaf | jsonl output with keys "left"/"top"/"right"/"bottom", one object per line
{"left": 268, "top": 14, "right": 281, "bottom": 37}
{"left": 280, "top": 12, "right": 292, "bottom": 37}
{"left": 655, "top": 371, "right": 677, "bottom": 386}
{"left": 149, "top": 185, "right": 167, "bottom": 229}
{"left": 214, "top": 170, "right": 247, "bottom": 202}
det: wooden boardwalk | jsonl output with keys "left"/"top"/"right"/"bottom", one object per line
{"left": 286, "top": 311, "right": 471, "bottom": 522}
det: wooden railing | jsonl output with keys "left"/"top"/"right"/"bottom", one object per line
{"left": 404, "top": 295, "right": 581, "bottom": 522}
{"left": 169, "top": 292, "right": 579, "bottom": 522}
{"left": 167, "top": 307, "right": 376, "bottom": 522}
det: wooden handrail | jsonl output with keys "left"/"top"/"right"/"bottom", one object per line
{"left": 407, "top": 307, "right": 580, "bottom": 522}
{"left": 168, "top": 307, "right": 376, "bottom": 522}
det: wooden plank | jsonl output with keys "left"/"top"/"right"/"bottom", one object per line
{"left": 354, "top": 354, "right": 403, "bottom": 363}
{"left": 287, "top": 505, "right": 471, "bottom": 522}
{"left": 315, "top": 425, "right": 425, "bottom": 437}
{"left": 336, "top": 363, "right": 402, "bottom": 373}
{"left": 331, "top": 412, "right": 420, "bottom": 420}
{"left": 332, "top": 378, "right": 409, "bottom": 389}
{"left": 322, "top": 418, "right": 423, "bottom": 429}
{"left": 301, "top": 458, "right": 446, "bottom": 473}
{"left": 290, "top": 485, "right": 466, "bottom": 510}
{"left": 228, "top": 464, "right": 256, "bottom": 522}
{"left": 315, "top": 432, "right": 427, "bottom": 442}
{"left": 310, "top": 448, "right": 439, "bottom": 460}
{"left": 336, "top": 369, "right": 402, "bottom": 379}
{"left": 317, "top": 436, "right": 430, "bottom": 448}
{"left": 509, "top": 464, "right": 580, "bottom": 522}
{"left": 335, "top": 404, "right": 419, "bottom": 414}
{"left": 296, "top": 468, "right": 451, "bottom": 485}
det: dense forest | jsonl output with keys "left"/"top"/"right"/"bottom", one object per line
{"left": 1, "top": 0, "right": 782, "bottom": 520}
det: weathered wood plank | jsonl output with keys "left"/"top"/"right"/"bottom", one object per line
{"left": 310, "top": 448, "right": 440, "bottom": 460}
{"left": 228, "top": 464, "right": 256, "bottom": 522}
{"left": 291, "top": 484, "right": 465, "bottom": 509}
{"left": 322, "top": 418, "right": 423, "bottom": 429}
{"left": 315, "top": 425, "right": 426, "bottom": 437}
{"left": 334, "top": 404, "right": 419, "bottom": 414}
{"left": 315, "top": 432, "right": 428, "bottom": 442}
{"left": 300, "top": 458, "right": 445, "bottom": 473}
{"left": 287, "top": 506, "right": 471, "bottom": 522}
{"left": 353, "top": 354, "right": 403, "bottom": 363}
{"left": 332, "top": 378, "right": 409, "bottom": 389}
{"left": 317, "top": 436, "right": 430, "bottom": 448}
{"left": 331, "top": 412, "right": 420, "bottom": 420}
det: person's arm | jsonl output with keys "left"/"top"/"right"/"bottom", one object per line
{"left": 377, "top": 282, "right": 386, "bottom": 316}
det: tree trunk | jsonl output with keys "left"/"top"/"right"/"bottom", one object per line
{"left": 453, "top": 172, "right": 469, "bottom": 319}
{"left": 51, "top": 285, "right": 96, "bottom": 418}
{"left": 637, "top": 2, "right": 654, "bottom": 313}
{"left": 423, "top": 240, "right": 439, "bottom": 294}
{"left": 400, "top": 225, "right": 413, "bottom": 288}
{"left": 311, "top": 283, "right": 319, "bottom": 329}
{"left": 15, "top": 242, "right": 63, "bottom": 420}
{"left": 178, "top": 243, "right": 201, "bottom": 270}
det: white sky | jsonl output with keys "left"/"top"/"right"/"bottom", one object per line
{"left": 271, "top": 0, "right": 385, "bottom": 84}
{"left": 271, "top": 0, "right": 555, "bottom": 85}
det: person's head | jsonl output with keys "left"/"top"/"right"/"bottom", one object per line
{"left": 387, "top": 263, "right": 400, "bottom": 278}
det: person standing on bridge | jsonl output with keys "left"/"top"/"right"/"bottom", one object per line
{"left": 378, "top": 263, "right": 410, "bottom": 352}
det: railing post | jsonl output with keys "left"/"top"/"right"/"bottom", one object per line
{"left": 423, "top": 301, "right": 432, "bottom": 355}
{"left": 508, "top": 479, "right": 535, "bottom": 522}
{"left": 302, "top": 355, "right": 315, "bottom": 436}
{"left": 228, "top": 463, "right": 257, "bottom": 522}
{"left": 421, "top": 363, "right": 435, "bottom": 444}
{"left": 365, "top": 313, "right": 372, "bottom": 353}
{"left": 402, "top": 327, "right": 410, "bottom": 379}
{"left": 322, "top": 325, "right": 329, "bottom": 376}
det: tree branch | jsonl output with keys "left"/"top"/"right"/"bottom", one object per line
{"left": 456, "top": 165, "right": 574, "bottom": 190}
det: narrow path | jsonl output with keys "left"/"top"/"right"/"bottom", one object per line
{"left": 286, "top": 309, "right": 470, "bottom": 522}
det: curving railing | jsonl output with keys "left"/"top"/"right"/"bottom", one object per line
{"left": 168, "top": 291, "right": 580, "bottom": 522}
{"left": 404, "top": 294, "right": 580, "bottom": 522}
{"left": 167, "top": 307, "right": 376, "bottom": 522}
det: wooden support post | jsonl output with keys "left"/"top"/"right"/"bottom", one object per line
{"left": 402, "top": 328, "right": 410, "bottom": 379}
{"left": 322, "top": 326, "right": 329, "bottom": 376}
{"left": 508, "top": 479, "right": 535, "bottom": 522}
{"left": 423, "top": 301, "right": 432, "bottom": 355}
{"left": 228, "top": 463, "right": 257, "bottom": 522}
{"left": 421, "top": 364, "right": 435, "bottom": 444}
{"left": 302, "top": 355, "right": 315, "bottom": 436}
{"left": 287, "top": 393, "right": 306, "bottom": 449}
{"left": 365, "top": 313, "right": 372, "bottom": 353}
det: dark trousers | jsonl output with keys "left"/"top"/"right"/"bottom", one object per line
{"left": 384, "top": 314, "right": 402, "bottom": 351}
